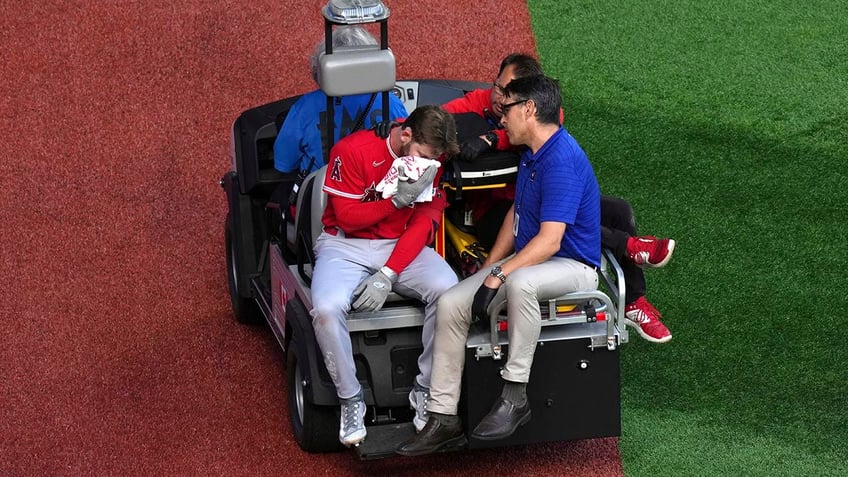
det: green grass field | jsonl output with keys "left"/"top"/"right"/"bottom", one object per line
{"left": 528, "top": 1, "right": 848, "bottom": 475}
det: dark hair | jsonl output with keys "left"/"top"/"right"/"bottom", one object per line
{"left": 503, "top": 75, "right": 562, "bottom": 126}
{"left": 498, "top": 53, "right": 544, "bottom": 80}
{"left": 403, "top": 105, "right": 460, "bottom": 156}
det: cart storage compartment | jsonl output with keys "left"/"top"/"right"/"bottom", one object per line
{"left": 462, "top": 323, "right": 620, "bottom": 449}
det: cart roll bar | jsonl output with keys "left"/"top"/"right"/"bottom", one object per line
{"left": 318, "top": 5, "right": 393, "bottom": 166}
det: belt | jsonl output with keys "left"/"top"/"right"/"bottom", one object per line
{"left": 323, "top": 226, "right": 345, "bottom": 238}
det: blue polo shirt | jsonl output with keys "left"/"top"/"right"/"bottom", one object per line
{"left": 274, "top": 90, "right": 408, "bottom": 174}
{"left": 513, "top": 127, "right": 601, "bottom": 267}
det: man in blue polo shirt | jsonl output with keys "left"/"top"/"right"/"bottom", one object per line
{"left": 397, "top": 75, "right": 601, "bottom": 455}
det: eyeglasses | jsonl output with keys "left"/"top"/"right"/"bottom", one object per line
{"left": 499, "top": 99, "right": 528, "bottom": 115}
{"left": 492, "top": 80, "right": 507, "bottom": 96}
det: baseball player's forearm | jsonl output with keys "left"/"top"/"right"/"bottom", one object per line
{"left": 383, "top": 217, "right": 434, "bottom": 274}
{"left": 383, "top": 198, "right": 445, "bottom": 273}
{"left": 331, "top": 196, "right": 397, "bottom": 232}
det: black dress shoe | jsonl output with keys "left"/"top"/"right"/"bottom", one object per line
{"left": 471, "top": 397, "right": 531, "bottom": 441}
{"left": 396, "top": 415, "right": 467, "bottom": 456}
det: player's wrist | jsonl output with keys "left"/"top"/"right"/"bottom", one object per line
{"left": 391, "top": 194, "right": 414, "bottom": 209}
{"left": 380, "top": 266, "right": 398, "bottom": 282}
{"left": 489, "top": 265, "right": 507, "bottom": 283}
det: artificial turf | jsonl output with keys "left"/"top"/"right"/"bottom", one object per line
{"left": 528, "top": 1, "right": 848, "bottom": 475}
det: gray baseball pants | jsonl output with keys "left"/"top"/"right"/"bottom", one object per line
{"left": 311, "top": 232, "right": 458, "bottom": 400}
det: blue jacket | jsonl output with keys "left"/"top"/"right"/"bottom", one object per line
{"left": 273, "top": 90, "right": 408, "bottom": 174}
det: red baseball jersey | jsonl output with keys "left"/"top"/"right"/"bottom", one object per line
{"left": 321, "top": 130, "right": 443, "bottom": 240}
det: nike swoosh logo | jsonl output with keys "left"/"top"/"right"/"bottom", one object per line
{"left": 372, "top": 160, "right": 386, "bottom": 167}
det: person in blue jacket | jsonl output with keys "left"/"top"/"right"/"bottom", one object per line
{"left": 273, "top": 26, "right": 408, "bottom": 175}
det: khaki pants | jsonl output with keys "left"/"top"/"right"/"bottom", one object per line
{"left": 427, "top": 256, "right": 598, "bottom": 415}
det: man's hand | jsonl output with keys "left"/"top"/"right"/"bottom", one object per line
{"left": 457, "top": 137, "right": 492, "bottom": 162}
{"left": 352, "top": 270, "right": 394, "bottom": 312}
{"left": 370, "top": 120, "right": 401, "bottom": 139}
{"left": 471, "top": 282, "right": 499, "bottom": 326}
{"left": 391, "top": 165, "right": 438, "bottom": 208}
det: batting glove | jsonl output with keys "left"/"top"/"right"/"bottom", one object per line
{"left": 391, "top": 165, "right": 438, "bottom": 209}
{"left": 352, "top": 270, "right": 394, "bottom": 312}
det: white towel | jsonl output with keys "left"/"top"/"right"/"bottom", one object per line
{"left": 376, "top": 156, "right": 441, "bottom": 202}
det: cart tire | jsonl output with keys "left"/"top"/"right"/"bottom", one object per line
{"left": 225, "top": 214, "right": 263, "bottom": 325}
{"left": 287, "top": 344, "right": 342, "bottom": 453}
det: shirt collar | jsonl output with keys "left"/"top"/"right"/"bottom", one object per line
{"left": 387, "top": 136, "right": 399, "bottom": 160}
{"left": 529, "top": 127, "right": 565, "bottom": 163}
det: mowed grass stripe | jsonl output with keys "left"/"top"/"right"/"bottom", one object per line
{"left": 528, "top": 1, "right": 847, "bottom": 475}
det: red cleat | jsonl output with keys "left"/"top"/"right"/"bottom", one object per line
{"left": 627, "top": 236, "right": 675, "bottom": 268}
{"left": 625, "top": 297, "right": 672, "bottom": 343}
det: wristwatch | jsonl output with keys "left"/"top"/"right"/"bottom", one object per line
{"left": 490, "top": 265, "right": 507, "bottom": 283}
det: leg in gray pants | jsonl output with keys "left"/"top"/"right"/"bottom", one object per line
{"left": 311, "top": 232, "right": 457, "bottom": 399}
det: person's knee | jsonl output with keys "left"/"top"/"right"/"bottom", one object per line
{"left": 436, "top": 287, "right": 471, "bottom": 325}
{"left": 310, "top": 296, "right": 350, "bottom": 328}
{"left": 504, "top": 269, "right": 537, "bottom": 298}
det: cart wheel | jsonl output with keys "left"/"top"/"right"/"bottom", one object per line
{"left": 225, "top": 214, "right": 263, "bottom": 324}
{"left": 286, "top": 344, "right": 343, "bottom": 453}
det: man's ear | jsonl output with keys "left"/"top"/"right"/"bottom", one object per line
{"left": 524, "top": 100, "right": 536, "bottom": 120}
{"left": 399, "top": 126, "right": 413, "bottom": 145}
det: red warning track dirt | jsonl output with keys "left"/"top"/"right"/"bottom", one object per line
{"left": 0, "top": 1, "right": 621, "bottom": 475}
